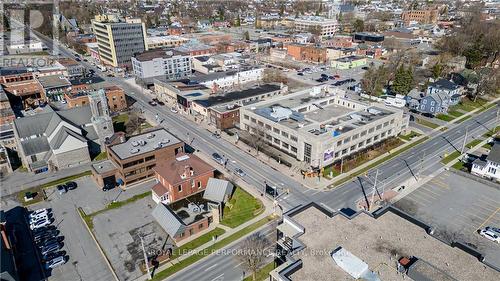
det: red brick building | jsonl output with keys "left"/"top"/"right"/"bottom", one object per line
{"left": 285, "top": 43, "right": 327, "bottom": 64}
{"left": 152, "top": 153, "right": 215, "bottom": 204}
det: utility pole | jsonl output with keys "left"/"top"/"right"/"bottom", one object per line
{"left": 340, "top": 157, "right": 344, "bottom": 174}
{"left": 369, "top": 169, "right": 379, "bottom": 211}
{"left": 461, "top": 127, "right": 469, "bottom": 154}
{"left": 140, "top": 235, "right": 151, "bottom": 280}
{"left": 416, "top": 151, "right": 425, "bottom": 180}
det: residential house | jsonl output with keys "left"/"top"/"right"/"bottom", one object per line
{"left": 151, "top": 153, "right": 215, "bottom": 204}
{"left": 471, "top": 143, "right": 500, "bottom": 182}
{"left": 427, "top": 79, "right": 461, "bottom": 103}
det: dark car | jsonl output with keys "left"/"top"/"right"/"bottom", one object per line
{"left": 34, "top": 230, "right": 59, "bottom": 242}
{"left": 102, "top": 184, "right": 114, "bottom": 191}
{"left": 297, "top": 72, "right": 304, "bottom": 76}
{"left": 83, "top": 59, "right": 88, "bottom": 62}
{"left": 148, "top": 101, "right": 158, "bottom": 106}
{"left": 212, "top": 153, "right": 224, "bottom": 164}
{"left": 321, "top": 73, "right": 329, "bottom": 78}
{"left": 328, "top": 75, "right": 335, "bottom": 80}
{"left": 157, "top": 101, "right": 165, "bottom": 106}
{"left": 66, "top": 181, "right": 77, "bottom": 190}
{"left": 41, "top": 237, "right": 64, "bottom": 247}
{"left": 57, "top": 185, "right": 67, "bottom": 195}
{"left": 75, "top": 58, "right": 81, "bottom": 62}
{"left": 361, "top": 66, "right": 369, "bottom": 70}
{"left": 41, "top": 242, "right": 62, "bottom": 256}
{"left": 42, "top": 250, "right": 66, "bottom": 262}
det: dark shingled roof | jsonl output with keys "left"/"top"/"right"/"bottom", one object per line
{"left": 487, "top": 143, "right": 500, "bottom": 163}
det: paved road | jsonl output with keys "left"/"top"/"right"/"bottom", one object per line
{"left": 165, "top": 223, "right": 276, "bottom": 281}
{"left": 33, "top": 30, "right": 500, "bottom": 281}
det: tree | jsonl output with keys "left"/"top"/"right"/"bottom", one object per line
{"left": 279, "top": 3, "right": 285, "bottom": 17}
{"left": 247, "top": 123, "right": 267, "bottom": 155}
{"left": 431, "top": 63, "right": 443, "bottom": 79}
{"left": 125, "top": 112, "right": 141, "bottom": 135}
{"left": 392, "top": 65, "right": 414, "bottom": 95}
{"left": 243, "top": 30, "right": 250, "bottom": 41}
{"left": 472, "top": 67, "right": 500, "bottom": 100}
{"left": 262, "top": 69, "right": 287, "bottom": 84}
{"left": 352, "top": 19, "right": 364, "bottom": 32}
{"left": 361, "top": 64, "right": 389, "bottom": 96}
{"left": 235, "top": 233, "right": 271, "bottom": 281}
{"left": 235, "top": 14, "right": 241, "bottom": 27}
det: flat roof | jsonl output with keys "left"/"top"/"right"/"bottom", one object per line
{"left": 194, "top": 83, "right": 281, "bottom": 108}
{"left": 109, "top": 128, "right": 182, "bottom": 160}
{"left": 286, "top": 207, "right": 499, "bottom": 281}
{"left": 92, "top": 159, "right": 118, "bottom": 175}
{"left": 36, "top": 75, "right": 71, "bottom": 89}
{"left": 134, "top": 49, "right": 188, "bottom": 62}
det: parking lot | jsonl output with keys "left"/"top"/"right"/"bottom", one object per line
{"left": 395, "top": 170, "right": 500, "bottom": 267}
{"left": 27, "top": 176, "right": 155, "bottom": 281}
{"left": 92, "top": 196, "right": 171, "bottom": 281}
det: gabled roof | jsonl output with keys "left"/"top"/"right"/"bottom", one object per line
{"left": 49, "top": 127, "right": 87, "bottom": 150}
{"left": 151, "top": 203, "right": 185, "bottom": 238}
{"left": 487, "top": 144, "right": 500, "bottom": 163}
{"left": 203, "top": 178, "right": 234, "bottom": 203}
{"left": 429, "top": 79, "right": 459, "bottom": 91}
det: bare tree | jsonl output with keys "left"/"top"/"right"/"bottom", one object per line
{"left": 247, "top": 123, "right": 268, "bottom": 155}
{"left": 235, "top": 233, "right": 271, "bottom": 281}
{"left": 125, "top": 111, "right": 141, "bottom": 135}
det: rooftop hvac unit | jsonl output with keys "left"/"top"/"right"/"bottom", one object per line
{"left": 160, "top": 138, "right": 170, "bottom": 145}
{"left": 147, "top": 133, "right": 155, "bottom": 139}
{"left": 131, "top": 141, "right": 139, "bottom": 147}
{"left": 130, "top": 148, "right": 140, "bottom": 154}
{"left": 139, "top": 140, "right": 147, "bottom": 146}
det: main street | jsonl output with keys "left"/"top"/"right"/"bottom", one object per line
{"left": 33, "top": 30, "right": 499, "bottom": 281}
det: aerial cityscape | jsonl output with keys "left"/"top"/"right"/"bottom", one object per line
{"left": 1, "top": 0, "right": 499, "bottom": 281}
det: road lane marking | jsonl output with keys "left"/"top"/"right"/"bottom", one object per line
{"left": 211, "top": 273, "right": 224, "bottom": 281}
{"left": 204, "top": 263, "right": 218, "bottom": 272}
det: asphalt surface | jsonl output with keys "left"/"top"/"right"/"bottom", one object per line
{"left": 164, "top": 223, "right": 276, "bottom": 281}
{"left": 31, "top": 30, "right": 500, "bottom": 281}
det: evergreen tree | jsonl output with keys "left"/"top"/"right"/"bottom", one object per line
{"left": 393, "top": 65, "right": 414, "bottom": 95}
{"left": 243, "top": 31, "right": 250, "bottom": 41}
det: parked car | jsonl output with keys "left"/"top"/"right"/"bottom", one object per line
{"left": 321, "top": 73, "right": 329, "bottom": 78}
{"left": 297, "top": 72, "right": 304, "bottom": 76}
{"left": 41, "top": 242, "right": 62, "bottom": 256}
{"left": 234, "top": 168, "right": 246, "bottom": 177}
{"left": 45, "top": 255, "right": 67, "bottom": 269}
{"left": 29, "top": 208, "right": 50, "bottom": 220}
{"left": 485, "top": 226, "right": 500, "bottom": 236}
{"left": 212, "top": 153, "right": 224, "bottom": 164}
{"left": 361, "top": 66, "right": 369, "bottom": 70}
{"left": 65, "top": 181, "right": 77, "bottom": 190}
{"left": 148, "top": 101, "right": 157, "bottom": 106}
{"left": 30, "top": 214, "right": 49, "bottom": 224}
{"left": 30, "top": 218, "right": 51, "bottom": 230}
{"left": 333, "top": 74, "right": 340, "bottom": 79}
{"left": 102, "top": 183, "right": 114, "bottom": 192}
{"left": 40, "top": 237, "right": 64, "bottom": 247}
{"left": 57, "top": 185, "right": 67, "bottom": 194}
{"left": 34, "top": 229, "right": 59, "bottom": 242}
{"left": 212, "top": 132, "right": 221, "bottom": 139}
{"left": 170, "top": 107, "right": 178, "bottom": 113}
{"left": 479, "top": 229, "right": 500, "bottom": 243}
{"left": 42, "top": 250, "right": 66, "bottom": 262}
{"left": 32, "top": 225, "right": 55, "bottom": 235}
{"left": 157, "top": 100, "right": 165, "bottom": 106}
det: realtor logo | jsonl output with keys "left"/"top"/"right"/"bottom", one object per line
{"left": 1, "top": 1, "right": 59, "bottom": 67}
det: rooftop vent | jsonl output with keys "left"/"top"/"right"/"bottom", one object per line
{"left": 147, "top": 133, "right": 155, "bottom": 139}
{"left": 131, "top": 141, "right": 139, "bottom": 147}
{"left": 130, "top": 148, "right": 140, "bottom": 154}
{"left": 139, "top": 140, "right": 147, "bottom": 146}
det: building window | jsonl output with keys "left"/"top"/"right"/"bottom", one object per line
{"left": 199, "top": 223, "right": 204, "bottom": 229}
{"left": 291, "top": 136, "right": 298, "bottom": 142}
{"left": 198, "top": 181, "right": 201, "bottom": 188}
{"left": 291, "top": 146, "right": 297, "bottom": 153}
{"left": 243, "top": 115, "right": 249, "bottom": 120}
{"left": 145, "top": 155, "right": 155, "bottom": 162}
{"left": 178, "top": 185, "right": 182, "bottom": 192}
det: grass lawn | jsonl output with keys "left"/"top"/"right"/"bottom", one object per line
{"left": 451, "top": 161, "right": 466, "bottom": 171}
{"left": 150, "top": 216, "right": 276, "bottom": 281}
{"left": 465, "top": 139, "right": 482, "bottom": 149}
{"left": 16, "top": 186, "right": 45, "bottom": 206}
{"left": 93, "top": 151, "right": 108, "bottom": 161}
{"left": 399, "top": 131, "right": 421, "bottom": 142}
{"left": 451, "top": 97, "right": 488, "bottom": 112}
{"left": 39, "top": 170, "right": 92, "bottom": 188}
{"left": 221, "top": 187, "right": 264, "bottom": 228}
{"left": 448, "top": 110, "right": 464, "bottom": 118}
{"left": 322, "top": 166, "right": 340, "bottom": 178}
{"left": 416, "top": 118, "right": 440, "bottom": 129}
{"left": 441, "top": 151, "right": 461, "bottom": 165}
{"left": 330, "top": 136, "right": 429, "bottom": 188}
{"left": 436, "top": 114, "right": 455, "bottom": 122}
{"left": 483, "top": 126, "right": 500, "bottom": 138}
{"left": 171, "top": 228, "right": 226, "bottom": 259}
{"left": 243, "top": 262, "right": 275, "bottom": 281}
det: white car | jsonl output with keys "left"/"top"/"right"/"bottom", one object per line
{"left": 485, "top": 226, "right": 500, "bottom": 236}
{"left": 479, "top": 229, "right": 500, "bottom": 243}
{"left": 45, "top": 255, "right": 67, "bottom": 269}
{"left": 29, "top": 208, "right": 49, "bottom": 219}
{"left": 30, "top": 218, "right": 51, "bottom": 230}
{"left": 60, "top": 99, "right": 67, "bottom": 104}
{"left": 30, "top": 214, "right": 49, "bottom": 224}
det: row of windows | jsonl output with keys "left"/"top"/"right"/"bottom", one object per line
{"left": 331, "top": 131, "right": 392, "bottom": 160}
{"left": 244, "top": 115, "right": 298, "bottom": 142}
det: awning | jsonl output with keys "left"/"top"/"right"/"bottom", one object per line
{"left": 116, "top": 178, "right": 124, "bottom": 186}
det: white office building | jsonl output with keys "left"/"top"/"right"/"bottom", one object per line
{"left": 240, "top": 86, "right": 409, "bottom": 168}
{"left": 294, "top": 16, "right": 339, "bottom": 37}
{"left": 131, "top": 49, "right": 192, "bottom": 87}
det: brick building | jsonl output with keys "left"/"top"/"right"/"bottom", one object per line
{"left": 401, "top": 8, "right": 439, "bottom": 25}
{"left": 65, "top": 81, "right": 127, "bottom": 112}
{"left": 91, "top": 128, "right": 184, "bottom": 188}
{"left": 285, "top": 44, "right": 327, "bottom": 64}
{"left": 151, "top": 153, "right": 215, "bottom": 204}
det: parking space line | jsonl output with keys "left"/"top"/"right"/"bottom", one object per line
{"left": 406, "top": 192, "right": 434, "bottom": 205}
{"left": 412, "top": 189, "right": 439, "bottom": 201}
{"left": 405, "top": 197, "right": 429, "bottom": 207}
{"left": 419, "top": 185, "right": 444, "bottom": 197}
{"left": 430, "top": 179, "right": 449, "bottom": 190}
{"left": 479, "top": 196, "right": 500, "bottom": 206}
{"left": 476, "top": 207, "right": 500, "bottom": 232}
{"left": 471, "top": 203, "right": 497, "bottom": 215}
{"left": 476, "top": 199, "right": 498, "bottom": 209}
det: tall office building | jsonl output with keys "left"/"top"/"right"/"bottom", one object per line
{"left": 91, "top": 15, "right": 148, "bottom": 69}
